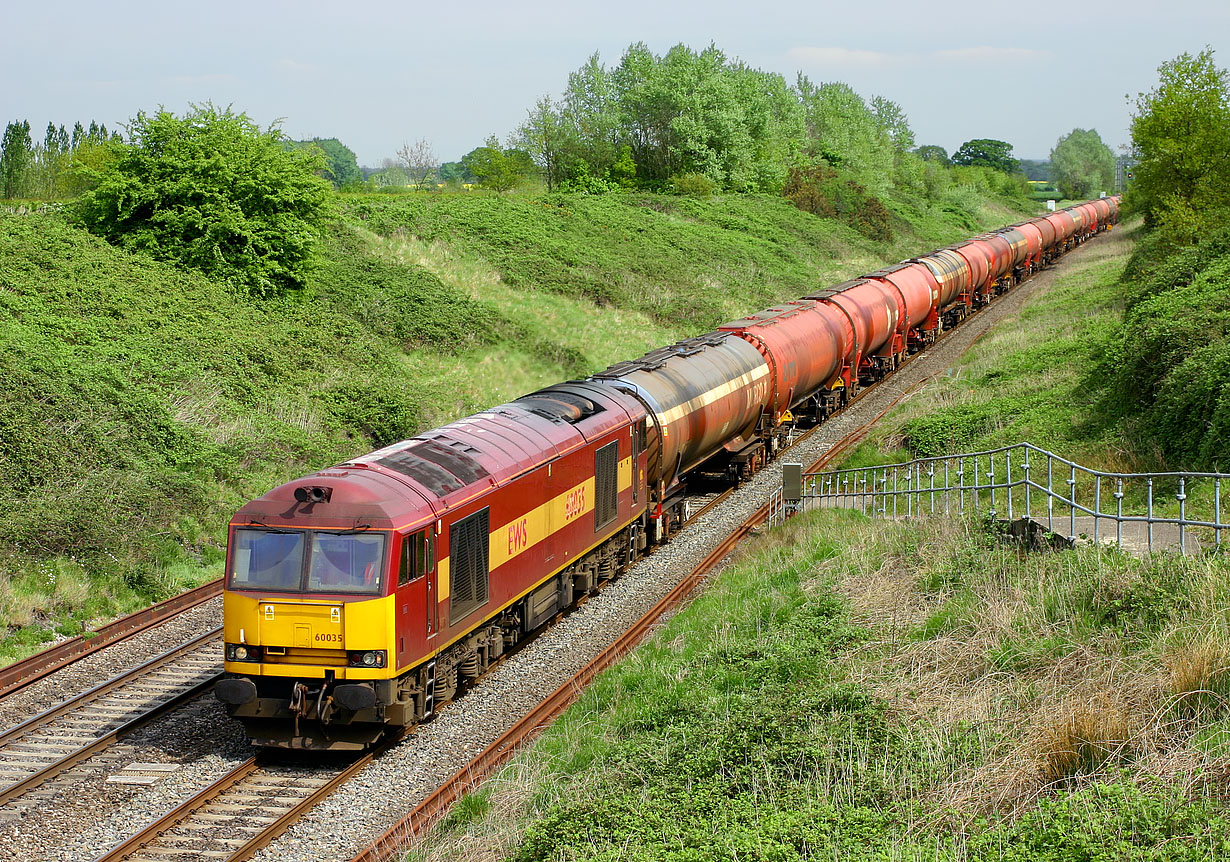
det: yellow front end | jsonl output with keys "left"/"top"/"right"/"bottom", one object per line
{"left": 223, "top": 590, "right": 396, "bottom": 680}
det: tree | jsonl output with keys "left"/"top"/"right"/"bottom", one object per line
{"left": 1129, "top": 47, "right": 1230, "bottom": 232}
{"left": 75, "top": 103, "right": 333, "bottom": 296}
{"left": 913, "top": 145, "right": 950, "bottom": 164}
{"left": 951, "top": 138, "right": 1019, "bottom": 173}
{"left": 1, "top": 120, "right": 32, "bottom": 198}
{"left": 870, "top": 96, "right": 914, "bottom": 153}
{"left": 1049, "top": 128, "right": 1114, "bottom": 199}
{"left": 288, "top": 137, "right": 361, "bottom": 188}
{"left": 461, "top": 136, "right": 524, "bottom": 191}
{"left": 437, "top": 161, "right": 474, "bottom": 186}
{"left": 797, "top": 77, "right": 892, "bottom": 189}
{"left": 396, "top": 138, "right": 439, "bottom": 189}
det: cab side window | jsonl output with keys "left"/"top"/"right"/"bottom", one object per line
{"left": 398, "top": 531, "right": 435, "bottom": 586}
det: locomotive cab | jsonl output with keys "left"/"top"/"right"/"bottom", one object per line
{"left": 216, "top": 470, "right": 441, "bottom": 750}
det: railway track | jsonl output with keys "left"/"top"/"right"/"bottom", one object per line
{"left": 0, "top": 629, "right": 223, "bottom": 811}
{"left": 0, "top": 580, "right": 222, "bottom": 701}
{"left": 94, "top": 750, "right": 380, "bottom": 862}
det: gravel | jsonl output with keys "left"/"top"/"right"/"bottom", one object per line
{"left": 0, "top": 244, "right": 1087, "bottom": 862}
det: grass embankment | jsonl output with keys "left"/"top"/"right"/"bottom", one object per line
{"left": 414, "top": 511, "right": 1230, "bottom": 862}
{"left": 0, "top": 187, "right": 1027, "bottom": 661}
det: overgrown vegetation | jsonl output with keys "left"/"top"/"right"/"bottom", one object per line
{"left": 73, "top": 104, "right": 334, "bottom": 297}
{"left": 410, "top": 511, "right": 1230, "bottom": 862}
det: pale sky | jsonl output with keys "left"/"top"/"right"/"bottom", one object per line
{"left": 3, "top": 0, "right": 1225, "bottom": 165}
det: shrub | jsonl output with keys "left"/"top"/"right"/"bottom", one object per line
{"left": 74, "top": 103, "right": 333, "bottom": 297}
{"left": 669, "top": 172, "right": 716, "bottom": 198}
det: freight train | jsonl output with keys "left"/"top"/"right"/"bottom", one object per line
{"left": 215, "top": 197, "right": 1119, "bottom": 749}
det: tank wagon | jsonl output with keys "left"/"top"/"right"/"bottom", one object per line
{"left": 216, "top": 198, "right": 1119, "bottom": 749}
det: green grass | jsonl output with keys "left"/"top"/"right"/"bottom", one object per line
{"left": 407, "top": 512, "right": 1230, "bottom": 862}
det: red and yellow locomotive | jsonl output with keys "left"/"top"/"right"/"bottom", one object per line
{"left": 217, "top": 382, "right": 649, "bottom": 748}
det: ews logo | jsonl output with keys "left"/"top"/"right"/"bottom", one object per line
{"left": 507, "top": 518, "right": 528, "bottom": 556}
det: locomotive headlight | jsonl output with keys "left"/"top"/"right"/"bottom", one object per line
{"left": 348, "top": 650, "right": 386, "bottom": 668}
{"left": 226, "top": 643, "right": 261, "bottom": 662}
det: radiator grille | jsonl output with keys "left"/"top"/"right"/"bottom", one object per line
{"left": 449, "top": 508, "right": 490, "bottom": 624}
{"left": 595, "top": 441, "right": 619, "bottom": 530}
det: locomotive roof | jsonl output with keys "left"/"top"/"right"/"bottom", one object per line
{"left": 231, "top": 382, "right": 641, "bottom": 532}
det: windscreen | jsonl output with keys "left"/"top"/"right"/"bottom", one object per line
{"left": 228, "top": 529, "right": 386, "bottom": 594}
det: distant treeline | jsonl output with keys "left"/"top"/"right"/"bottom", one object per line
{"left": 0, "top": 120, "right": 119, "bottom": 199}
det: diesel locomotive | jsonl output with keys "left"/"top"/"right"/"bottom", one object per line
{"left": 215, "top": 197, "right": 1119, "bottom": 749}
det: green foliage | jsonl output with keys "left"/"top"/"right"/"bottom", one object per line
{"left": 1111, "top": 219, "right": 1230, "bottom": 470}
{"left": 73, "top": 103, "right": 333, "bottom": 296}
{"left": 797, "top": 78, "right": 894, "bottom": 190}
{"left": 667, "top": 172, "right": 714, "bottom": 197}
{"left": 1050, "top": 128, "right": 1115, "bottom": 200}
{"left": 1128, "top": 48, "right": 1230, "bottom": 240}
{"left": 914, "top": 144, "right": 950, "bottom": 165}
{"left": 1, "top": 121, "right": 32, "bottom": 198}
{"left": 287, "top": 137, "right": 362, "bottom": 188}
{"left": 461, "top": 136, "right": 528, "bottom": 191}
{"left": 969, "top": 783, "right": 1230, "bottom": 862}
{"left": 782, "top": 165, "right": 893, "bottom": 242}
{"left": 952, "top": 138, "right": 1020, "bottom": 173}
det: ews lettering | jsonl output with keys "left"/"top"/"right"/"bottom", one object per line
{"left": 507, "top": 518, "right": 528, "bottom": 556}
{"left": 564, "top": 486, "right": 586, "bottom": 521}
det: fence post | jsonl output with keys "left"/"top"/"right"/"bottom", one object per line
{"left": 1147, "top": 478, "right": 1154, "bottom": 554}
{"left": 1217, "top": 478, "right": 1223, "bottom": 549}
{"left": 1023, "top": 451, "right": 1032, "bottom": 520}
{"left": 1115, "top": 478, "right": 1124, "bottom": 551}
{"left": 1006, "top": 451, "right": 1013, "bottom": 521}
{"left": 1177, "top": 478, "right": 1187, "bottom": 555}
{"left": 1068, "top": 465, "right": 1077, "bottom": 543}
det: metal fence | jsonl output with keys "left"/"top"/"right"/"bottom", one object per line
{"left": 768, "top": 442, "right": 1228, "bottom": 555}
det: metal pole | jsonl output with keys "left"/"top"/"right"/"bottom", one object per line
{"left": 1023, "top": 451, "right": 1031, "bottom": 520}
{"left": 1094, "top": 477, "right": 1101, "bottom": 546}
{"left": 984, "top": 457, "right": 993, "bottom": 518}
{"left": 1147, "top": 478, "right": 1154, "bottom": 554}
{"left": 1115, "top": 478, "right": 1124, "bottom": 551}
{"left": 1047, "top": 456, "right": 1054, "bottom": 532}
{"left": 1069, "top": 465, "right": 1077, "bottom": 544}
{"left": 1177, "top": 478, "right": 1187, "bottom": 555}
{"left": 944, "top": 460, "right": 950, "bottom": 516}
{"left": 1006, "top": 451, "right": 1013, "bottom": 521}
{"left": 1217, "top": 478, "right": 1223, "bottom": 549}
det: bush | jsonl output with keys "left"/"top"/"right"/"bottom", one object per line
{"left": 74, "top": 103, "right": 333, "bottom": 297}
{"left": 782, "top": 165, "right": 894, "bottom": 241}
{"left": 669, "top": 172, "right": 716, "bottom": 198}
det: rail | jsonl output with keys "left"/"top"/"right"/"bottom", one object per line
{"left": 768, "top": 442, "right": 1228, "bottom": 554}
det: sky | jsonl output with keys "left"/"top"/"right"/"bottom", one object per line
{"left": 3, "top": 0, "right": 1226, "bottom": 166}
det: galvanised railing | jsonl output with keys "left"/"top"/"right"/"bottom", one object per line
{"left": 768, "top": 442, "right": 1228, "bottom": 555}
